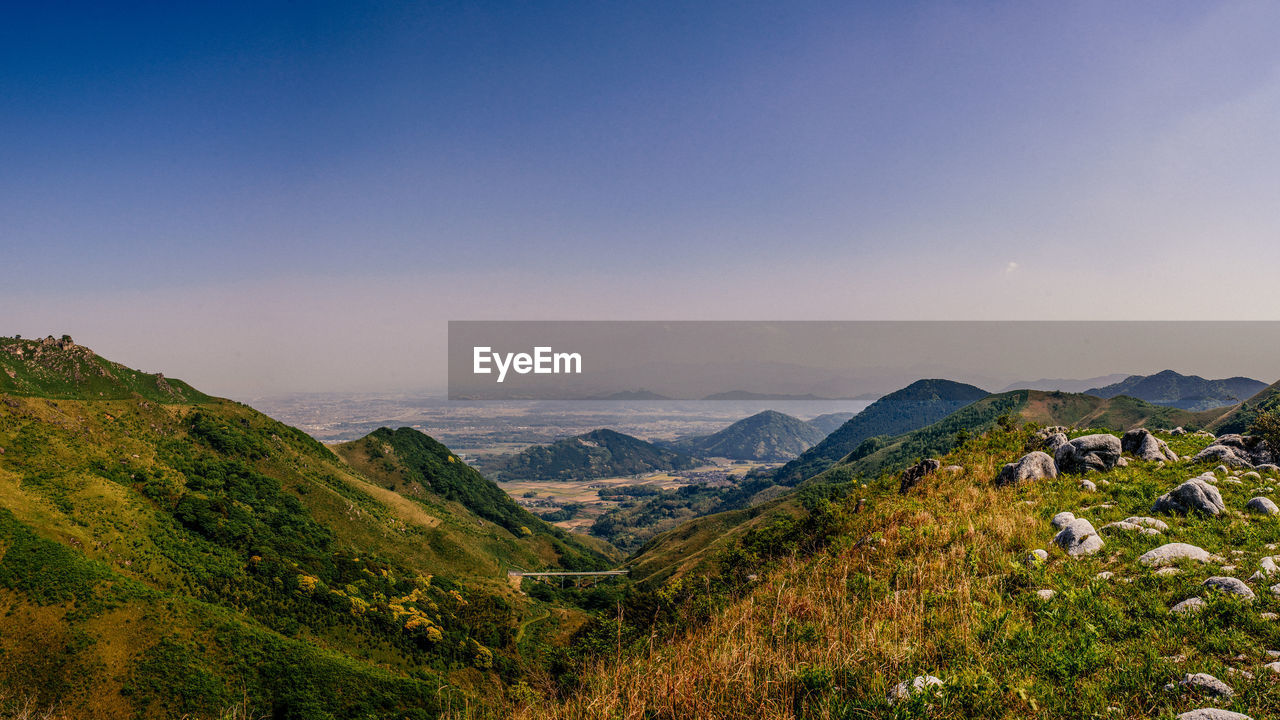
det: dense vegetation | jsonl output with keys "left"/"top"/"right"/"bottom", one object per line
{"left": 478, "top": 429, "right": 701, "bottom": 482}
{"left": 769, "top": 379, "right": 990, "bottom": 486}
{"left": 0, "top": 341, "right": 612, "bottom": 719}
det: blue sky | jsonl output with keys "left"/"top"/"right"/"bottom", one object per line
{"left": 4, "top": 2, "right": 1280, "bottom": 396}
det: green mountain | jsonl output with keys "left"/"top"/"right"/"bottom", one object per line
{"left": 1085, "top": 369, "right": 1266, "bottom": 411}
{"left": 666, "top": 410, "right": 826, "bottom": 461}
{"left": 806, "top": 411, "right": 856, "bottom": 435}
{"left": 479, "top": 429, "right": 702, "bottom": 481}
{"left": 771, "top": 379, "right": 990, "bottom": 486}
{"left": 1207, "top": 379, "right": 1280, "bottom": 435}
{"left": 0, "top": 338, "right": 608, "bottom": 718}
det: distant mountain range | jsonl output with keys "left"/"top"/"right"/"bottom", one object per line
{"left": 664, "top": 410, "right": 826, "bottom": 461}
{"left": 1083, "top": 370, "right": 1267, "bottom": 411}
{"left": 479, "top": 428, "right": 702, "bottom": 481}
{"left": 806, "top": 412, "right": 856, "bottom": 435}
{"left": 999, "top": 373, "right": 1132, "bottom": 393}
{"left": 770, "top": 379, "right": 991, "bottom": 486}
{"left": 583, "top": 389, "right": 674, "bottom": 400}
{"left": 700, "top": 390, "right": 879, "bottom": 401}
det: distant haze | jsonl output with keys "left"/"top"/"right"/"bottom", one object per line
{"left": 6, "top": 3, "right": 1280, "bottom": 398}
{"left": 448, "top": 321, "right": 1280, "bottom": 401}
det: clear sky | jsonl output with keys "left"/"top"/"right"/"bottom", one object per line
{"left": 4, "top": 2, "right": 1280, "bottom": 397}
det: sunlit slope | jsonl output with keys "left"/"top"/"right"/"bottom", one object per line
{"left": 0, "top": 340, "right": 605, "bottom": 718}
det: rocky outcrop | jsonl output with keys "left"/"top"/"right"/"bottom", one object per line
{"left": 1194, "top": 434, "right": 1274, "bottom": 468}
{"left": 1055, "top": 433, "right": 1122, "bottom": 474}
{"left": 899, "top": 458, "right": 941, "bottom": 495}
{"left": 1043, "top": 432, "right": 1070, "bottom": 454}
{"left": 1122, "top": 428, "right": 1178, "bottom": 462}
{"left": 994, "top": 451, "right": 1057, "bottom": 487}
{"left": 1152, "top": 477, "right": 1225, "bottom": 516}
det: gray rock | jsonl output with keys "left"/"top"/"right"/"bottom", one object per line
{"left": 1140, "top": 543, "right": 1213, "bottom": 566}
{"left": 1257, "top": 463, "right": 1280, "bottom": 473}
{"left": 1194, "top": 434, "right": 1274, "bottom": 468}
{"left": 1123, "top": 428, "right": 1179, "bottom": 462}
{"left": 1027, "top": 549, "right": 1048, "bottom": 564}
{"left": 1124, "top": 516, "right": 1169, "bottom": 531}
{"left": 1036, "top": 588, "right": 1056, "bottom": 600}
{"left": 1178, "top": 672, "right": 1234, "bottom": 697}
{"left": 1243, "top": 470, "right": 1262, "bottom": 480}
{"left": 1055, "top": 433, "right": 1123, "bottom": 474}
{"left": 1102, "top": 520, "right": 1161, "bottom": 536}
{"left": 1171, "top": 597, "right": 1207, "bottom": 614}
{"left": 1178, "top": 709, "right": 1252, "bottom": 720}
{"left": 1095, "top": 571, "right": 1115, "bottom": 580}
{"left": 1246, "top": 496, "right": 1279, "bottom": 515}
{"left": 994, "top": 451, "right": 1058, "bottom": 487}
{"left": 1079, "top": 479, "right": 1097, "bottom": 492}
{"left": 899, "top": 458, "right": 941, "bottom": 495}
{"left": 1043, "top": 432, "right": 1070, "bottom": 454}
{"left": 1053, "top": 518, "right": 1104, "bottom": 557}
{"left": 1152, "top": 477, "right": 1225, "bottom": 516}
{"left": 1051, "top": 511, "right": 1076, "bottom": 530}
{"left": 887, "top": 675, "right": 943, "bottom": 704}
{"left": 1203, "top": 576, "right": 1255, "bottom": 600}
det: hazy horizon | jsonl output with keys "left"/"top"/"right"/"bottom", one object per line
{"left": 6, "top": 2, "right": 1280, "bottom": 398}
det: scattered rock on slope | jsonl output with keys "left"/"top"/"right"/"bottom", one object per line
{"left": 1054, "top": 518, "right": 1104, "bottom": 557}
{"left": 1178, "top": 710, "right": 1252, "bottom": 720}
{"left": 1140, "top": 543, "right": 1213, "bottom": 566}
{"left": 995, "top": 451, "right": 1057, "bottom": 486}
{"left": 887, "top": 675, "right": 943, "bottom": 704}
{"left": 899, "top": 458, "right": 941, "bottom": 495}
{"left": 1203, "top": 576, "right": 1255, "bottom": 600}
{"left": 1122, "top": 428, "right": 1179, "bottom": 462}
{"left": 1246, "top": 497, "right": 1279, "bottom": 515}
{"left": 1175, "top": 672, "right": 1234, "bottom": 697}
{"left": 1194, "top": 434, "right": 1274, "bottom": 468}
{"left": 1152, "top": 477, "right": 1225, "bottom": 516}
{"left": 1055, "top": 434, "right": 1122, "bottom": 474}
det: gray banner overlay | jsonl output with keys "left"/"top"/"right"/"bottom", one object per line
{"left": 448, "top": 321, "right": 1280, "bottom": 401}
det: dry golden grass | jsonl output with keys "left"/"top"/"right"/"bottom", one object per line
{"left": 498, "top": 445, "right": 1047, "bottom": 720}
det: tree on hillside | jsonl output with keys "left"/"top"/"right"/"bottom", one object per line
{"left": 1249, "top": 409, "right": 1280, "bottom": 456}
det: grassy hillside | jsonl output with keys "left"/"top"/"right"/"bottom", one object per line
{"left": 503, "top": 422, "right": 1280, "bottom": 720}
{"left": 1209, "top": 380, "right": 1280, "bottom": 435}
{"left": 625, "top": 390, "right": 1220, "bottom": 589}
{"left": 771, "top": 379, "right": 990, "bottom": 486}
{"left": 806, "top": 412, "right": 855, "bottom": 436}
{"left": 666, "top": 410, "right": 825, "bottom": 461}
{"left": 478, "top": 429, "right": 701, "bottom": 482}
{"left": 1087, "top": 370, "right": 1267, "bottom": 411}
{"left": 0, "top": 341, "right": 611, "bottom": 718}
{"left": 0, "top": 336, "right": 211, "bottom": 403}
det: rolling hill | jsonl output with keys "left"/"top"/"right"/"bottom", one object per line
{"left": 1085, "top": 369, "right": 1266, "bottom": 411}
{"left": 665, "top": 410, "right": 826, "bottom": 461}
{"left": 770, "top": 379, "right": 990, "bottom": 486}
{"left": 806, "top": 411, "right": 856, "bottom": 435}
{"left": 478, "top": 428, "right": 702, "bottom": 481}
{"left": 0, "top": 337, "right": 608, "bottom": 718}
